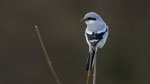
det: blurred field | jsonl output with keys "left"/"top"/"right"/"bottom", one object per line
{"left": 0, "top": 0, "right": 150, "bottom": 84}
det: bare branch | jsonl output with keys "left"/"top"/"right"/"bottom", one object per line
{"left": 34, "top": 25, "right": 61, "bottom": 84}
{"left": 93, "top": 54, "right": 97, "bottom": 84}
{"left": 86, "top": 50, "right": 93, "bottom": 84}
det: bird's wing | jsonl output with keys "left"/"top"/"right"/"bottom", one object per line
{"left": 86, "top": 28, "right": 107, "bottom": 46}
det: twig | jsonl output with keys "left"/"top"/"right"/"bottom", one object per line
{"left": 93, "top": 54, "right": 97, "bottom": 84}
{"left": 86, "top": 50, "right": 93, "bottom": 84}
{"left": 34, "top": 25, "right": 61, "bottom": 84}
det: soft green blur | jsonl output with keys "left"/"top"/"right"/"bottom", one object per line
{"left": 0, "top": 0, "right": 150, "bottom": 84}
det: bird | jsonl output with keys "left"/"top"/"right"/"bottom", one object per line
{"left": 81, "top": 12, "right": 109, "bottom": 71}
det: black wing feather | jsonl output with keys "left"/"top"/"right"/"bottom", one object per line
{"left": 86, "top": 29, "right": 107, "bottom": 46}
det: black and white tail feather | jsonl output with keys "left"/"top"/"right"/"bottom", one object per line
{"left": 86, "top": 49, "right": 96, "bottom": 71}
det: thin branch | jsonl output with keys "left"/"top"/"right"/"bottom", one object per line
{"left": 93, "top": 54, "right": 97, "bottom": 84}
{"left": 86, "top": 50, "right": 93, "bottom": 84}
{"left": 34, "top": 25, "right": 61, "bottom": 84}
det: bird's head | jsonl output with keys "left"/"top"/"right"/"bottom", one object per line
{"left": 81, "top": 12, "right": 101, "bottom": 25}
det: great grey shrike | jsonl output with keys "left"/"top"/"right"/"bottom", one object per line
{"left": 81, "top": 12, "right": 109, "bottom": 71}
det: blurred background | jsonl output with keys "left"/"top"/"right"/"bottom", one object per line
{"left": 0, "top": 0, "right": 150, "bottom": 84}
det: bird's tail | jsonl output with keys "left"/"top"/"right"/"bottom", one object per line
{"left": 86, "top": 49, "right": 96, "bottom": 71}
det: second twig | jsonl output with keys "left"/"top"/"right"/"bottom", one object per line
{"left": 35, "top": 25, "right": 61, "bottom": 84}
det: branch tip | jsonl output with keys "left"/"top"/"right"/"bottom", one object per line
{"left": 35, "top": 25, "right": 38, "bottom": 29}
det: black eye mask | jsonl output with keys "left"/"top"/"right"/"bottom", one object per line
{"left": 86, "top": 17, "right": 96, "bottom": 21}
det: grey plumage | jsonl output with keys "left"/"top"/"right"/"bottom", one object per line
{"left": 82, "top": 12, "right": 109, "bottom": 71}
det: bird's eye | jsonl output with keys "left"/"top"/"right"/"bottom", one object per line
{"left": 87, "top": 17, "right": 96, "bottom": 20}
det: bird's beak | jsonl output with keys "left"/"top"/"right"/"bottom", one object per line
{"left": 81, "top": 18, "right": 86, "bottom": 22}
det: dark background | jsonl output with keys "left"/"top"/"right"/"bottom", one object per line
{"left": 0, "top": 0, "right": 150, "bottom": 84}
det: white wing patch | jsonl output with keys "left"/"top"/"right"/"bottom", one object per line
{"left": 86, "top": 29, "right": 93, "bottom": 34}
